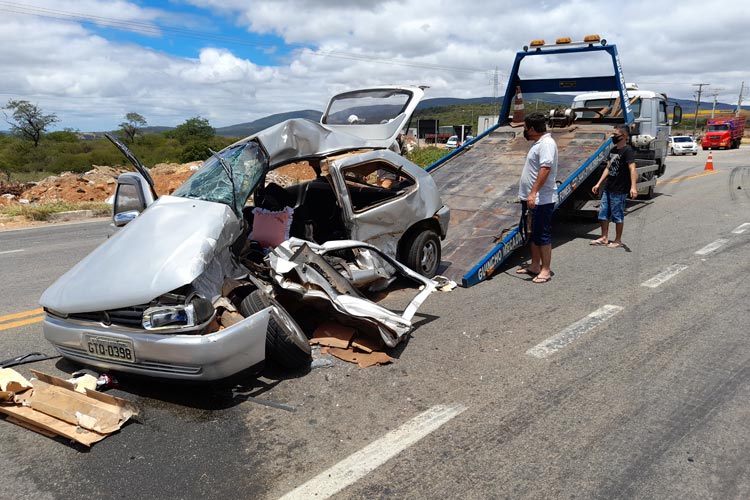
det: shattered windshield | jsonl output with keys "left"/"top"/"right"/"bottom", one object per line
{"left": 172, "top": 141, "right": 268, "bottom": 215}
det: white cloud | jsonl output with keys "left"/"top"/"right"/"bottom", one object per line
{"left": 1, "top": 0, "right": 749, "bottom": 131}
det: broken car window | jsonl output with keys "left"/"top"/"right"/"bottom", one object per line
{"left": 172, "top": 142, "right": 268, "bottom": 215}
{"left": 342, "top": 161, "right": 415, "bottom": 212}
{"left": 323, "top": 89, "right": 412, "bottom": 125}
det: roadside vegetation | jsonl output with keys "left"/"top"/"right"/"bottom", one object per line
{"left": 1, "top": 98, "right": 732, "bottom": 223}
{"left": 0, "top": 201, "right": 111, "bottom": 221}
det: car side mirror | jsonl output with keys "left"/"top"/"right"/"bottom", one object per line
{"left": 113, "top": 210, "right": 140, "bottom": 227}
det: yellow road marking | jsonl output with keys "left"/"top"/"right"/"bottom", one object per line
{"left": 0, "top": 316, "right": 44, "bottom": 331}
{"left": 0, "top": 308, "right": 44, "bottom": 322}
{"left": 657, "top": 170, "right": 723, "bottom": 185}
{"left": 0, "top": 308, "right": 45, "bottom": 331}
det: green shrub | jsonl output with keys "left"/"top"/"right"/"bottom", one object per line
{"left": 406, "top": 146, "right": 450, "bottom": 168}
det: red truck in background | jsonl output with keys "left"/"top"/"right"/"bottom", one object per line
{"left": 701, "top": 116, "right": 746, "bottom": 150}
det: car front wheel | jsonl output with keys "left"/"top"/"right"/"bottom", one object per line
{"left": 240, "top": 290, "right": 311, "bottom": 369}
{"left": 403, "top": 229, "right": 441, "bottom": 278}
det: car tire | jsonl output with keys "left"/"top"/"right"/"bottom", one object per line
{"left": 692, "top": 152, "right": 697, "bottom": 155}
{"left": 403, "top": 229, "right": 441, "bottom": 278}
{"left": 670, "top": 148, "right": 674, "bottom": 155}
{"left": 240, "top": 290, "right": 311, "bottom": 370}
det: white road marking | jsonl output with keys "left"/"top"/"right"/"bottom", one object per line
{"left": 641, "top": 264, "right": 689, "bottom": 288}
{"left": 731, "top": 223, "right": 750, "bottom": 234}
{"left": 695, "top": 239, "right": 728, "bottom": 256}
{"left": 526, "top": 305, "right": 624, "bottom": 359}
{"left": 0, "top": 249, "right": 24, "bottom": 255}
{"left": 278, "top": 404, "right": 467, "bottom": 500}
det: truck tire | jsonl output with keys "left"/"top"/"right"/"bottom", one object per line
{"left": 403, "top": 229, "right": 441, "bottom": 278}
{"left": 240, "top": 290, "right": 311, "bottom": 370}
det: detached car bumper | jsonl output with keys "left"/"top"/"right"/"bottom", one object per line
{"left": 42, "top": 309, "right": 271, "bottom": 381}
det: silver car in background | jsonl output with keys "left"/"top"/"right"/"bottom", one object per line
{"left": 40, "top": 86, "right": 449, "bottom": 381}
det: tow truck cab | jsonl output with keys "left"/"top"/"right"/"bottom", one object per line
{"left": 572, "top": 84, "right": 681, "bottom": 176}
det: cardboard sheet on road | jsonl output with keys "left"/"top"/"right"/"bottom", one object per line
{"left": 0, "top": 369, "right": 139, "bottom": 447}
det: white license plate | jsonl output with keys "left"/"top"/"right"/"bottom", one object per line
{"left": 83, "top": 335, "right": 136, "bottom": 363}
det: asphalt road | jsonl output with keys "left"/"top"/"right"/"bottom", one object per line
{"left": 1, "top": 148, "right": 748, "bottom": 500}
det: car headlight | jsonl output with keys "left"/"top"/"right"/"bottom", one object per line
{"left": 142, "top": 297, "right": 214, "bottom": 330}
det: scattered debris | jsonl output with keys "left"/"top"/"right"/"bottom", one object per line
{"left": 0, "top": 369, "right": 138, "bottom": 447}
{"left": 321, "top": 346, "right": 393, "bottom": 368}
{"left": 311, "top": 322, "right": 356, "bottom": 349}
{"left": 433, "top": 275, "right": 458, "bottom": 292}
{"left": 0, "top": 352, "right": 60, "bottom": 369}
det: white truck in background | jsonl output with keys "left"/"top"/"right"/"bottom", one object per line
{"left": 572, "top": 83, "right": 680, "bottom": 187}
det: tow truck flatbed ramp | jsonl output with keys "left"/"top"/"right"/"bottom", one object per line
{"left": 429, "top": 123, "right": 612, "bottom": 287}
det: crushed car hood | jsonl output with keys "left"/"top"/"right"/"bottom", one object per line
{"left": 40, "top": 196, "right": 241, "bottom": 314}
{"left": 250, "top": 119, "right": 398, "bottom": 167}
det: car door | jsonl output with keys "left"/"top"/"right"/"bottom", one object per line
{"left": 328, "top": 149, "right": 437, "bottom": 257}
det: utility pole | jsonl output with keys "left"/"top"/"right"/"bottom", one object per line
{"left": 492, "top": 67, "right": 500, "bottom": 117}
{"left": 737, "top": 81, "right": 745, "bottom": 116}
{"left": 692, "top": 83, "right": 709, "bottom": 138}
{"left": 710, "top": 89, "right": 725, "bottom": 118}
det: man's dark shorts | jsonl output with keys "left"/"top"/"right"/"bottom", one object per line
{"left": 523, "top": 201, "right": 554, "bottom": 246}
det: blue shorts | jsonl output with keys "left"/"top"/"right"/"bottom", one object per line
{"left": 523, "top": 202, "right": 554, "bottom": 246}
{"left": 598, "top": 191, "right": 627, "bottom": 224}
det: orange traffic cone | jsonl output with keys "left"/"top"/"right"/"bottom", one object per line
{"left": 512, "top": 85, "right": 525, "bottom": 123}
{"left": 704, "top": 151, "right": 714, "bottom": 171}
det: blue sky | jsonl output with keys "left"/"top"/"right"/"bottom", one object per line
{"left": 1, "top": 0, "right": 749, "bottom": 132}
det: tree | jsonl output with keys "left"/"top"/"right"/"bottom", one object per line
{"left": 119, "top": 112, "right": 147, "bottom": 143}
{"left": 166, "top": 116, "right": 215, "bottom": 145}
{"left": 3, "top": 99, "right": 60, "bottom": 147}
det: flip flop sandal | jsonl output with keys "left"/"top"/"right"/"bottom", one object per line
{"left": 516, "top": 268, "right": 539, "bottom": 275}
{"left": 589, "top": 239, "right": 608, "bottom": 246}
{"left": 532, "top": 275, "right": 551, "bottom": 284}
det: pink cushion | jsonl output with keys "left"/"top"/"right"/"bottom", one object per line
{"left": 250, "top": 207, "right": 293, "bottom": 248}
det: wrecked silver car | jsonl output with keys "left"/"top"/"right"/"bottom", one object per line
{"left": 40, "top": 86, "right": 450, "bottom": 381}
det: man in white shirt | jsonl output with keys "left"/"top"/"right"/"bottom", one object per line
{"left": 516, "top": 112, "right": 558, "bottom": 283}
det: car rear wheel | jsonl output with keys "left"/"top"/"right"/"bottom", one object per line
{"left": 240, "top": 290, "right": 311, "bottom": 369}
{"left": 403, "top": 229, "right": 441, "bottom": 278}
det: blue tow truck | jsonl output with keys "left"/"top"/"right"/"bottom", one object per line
{"left": 427, "top": 36, "right": 682, "bottom": 287}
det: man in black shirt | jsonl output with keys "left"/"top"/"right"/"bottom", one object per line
{"left": 590, "top": 124, "right": 637, "bottom": 248}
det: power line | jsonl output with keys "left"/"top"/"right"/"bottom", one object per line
{"left": 0, "top": 1, "right": 488, "bottom": 75}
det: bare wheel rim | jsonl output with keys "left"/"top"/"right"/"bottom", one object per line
{"left": 420, "top": 240, "right": 438, "bottom": 273}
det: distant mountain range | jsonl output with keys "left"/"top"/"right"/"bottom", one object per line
{"left": 1, "top": 94, "right": 737, "bottom": 138}
{"left": 204, "top": 94, "right": 739, "bottom": 138}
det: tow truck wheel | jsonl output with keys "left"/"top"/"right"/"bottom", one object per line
{"left": 240, "top": 290, "right": 311, "bottom": 370}
{"left": 404, "top": 229, "right": 441, "bottom": 278}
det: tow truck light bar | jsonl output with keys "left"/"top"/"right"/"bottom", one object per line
{"left": 523, "top": 35, "right": 607, "bottom": 52}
